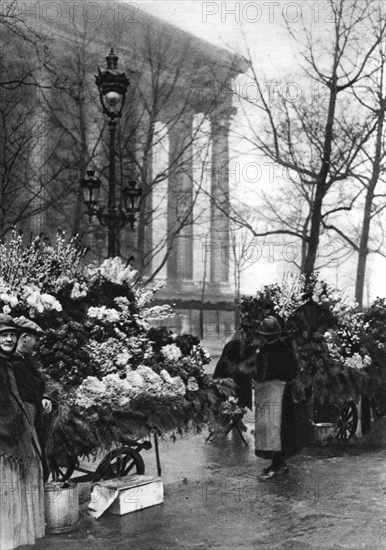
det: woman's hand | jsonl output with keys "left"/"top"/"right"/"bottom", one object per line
{"left": 42, "top": 399, "right": 52, "bottom": 414}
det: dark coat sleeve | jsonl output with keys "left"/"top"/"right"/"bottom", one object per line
{"left": 213, "top": 341, "right": 240, "bottom": 379}
{"left": 12, "top": 355, "right": 45, "bottom": 406}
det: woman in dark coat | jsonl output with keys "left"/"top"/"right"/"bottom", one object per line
{"left": 254, "top": 315, "right": 299, "bottom": 479}
{"left": 213, "top": 338, "right": 256, "bottom": 410}
{"left": 12, "top": 316, "right": 53, "bottom": 482}
{"left": 0, "top": 314, "right": 45, "bottom": 549}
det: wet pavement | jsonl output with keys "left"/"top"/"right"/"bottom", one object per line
{"left": 24, "top": 418, "right": 386, "bottom": 550}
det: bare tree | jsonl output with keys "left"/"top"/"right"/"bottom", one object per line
{"left": 0, "top": 2, "right": 75, "bottom": 236}
{"left": 229, "top": 0, "right": 386, "bottom": 279}
{"left": 323, "top": 6, "right": 386, "bottom": 308}
{"left": 228, "top": 216, "right": 261, "bottom": 336}
{"left": 0, "top": 1, "right": 50, "bottom": 90}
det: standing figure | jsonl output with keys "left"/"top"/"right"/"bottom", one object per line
{"left": 0, "top": 314, "right": 45, "bottom": 549}
{"left": 213, "top": 338, "right": 256, "bottom": 410}
{"left": 254, "top": 315, "right": 298, "bottom": 479}
{"left": 13, "top": 316, "right": 52, "bottom": 481}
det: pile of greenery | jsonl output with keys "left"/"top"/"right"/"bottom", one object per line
{"left": 239, "top": 274, "right": 384, "bottom": 420}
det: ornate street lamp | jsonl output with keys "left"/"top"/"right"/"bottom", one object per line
{"left": 81, "top": 49, "right": 141, "bottom": 257}
{"left": 80, "top": 169, "right": 101, "bottom": 222}
{"left": 80, "top": 168, "right": 142, "bottom": 246}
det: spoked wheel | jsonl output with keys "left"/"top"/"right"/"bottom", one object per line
{"left": 335, "top": 401, "right": 358, "bottom": 440}
{"left": 93, "top": 446, "right": 145, "bottom": 482}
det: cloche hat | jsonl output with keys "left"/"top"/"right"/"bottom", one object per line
{"left": 258, "top": 316, "right": 282, "bottom": 335}
{"left": 14, "top": 316, "right": 44, "bottom": 336}
{"left": 0, "top": 313, "right": 18, "bottom": 333}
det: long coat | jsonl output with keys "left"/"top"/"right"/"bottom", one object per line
{"left": 0, "top": 356, "right": 26, "bottom": 455}
{"left": 12, "top": 353, "right": 49, "bottom": 479}
{"left": 0, "top": 355, "right": 45, "bottom": 549}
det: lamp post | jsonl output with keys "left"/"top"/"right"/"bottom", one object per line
{"left": 80, "top": 49, "right": 141, "bottom": 258}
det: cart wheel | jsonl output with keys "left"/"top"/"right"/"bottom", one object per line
{"left": 335, "top": 401, "right": 358, "bottom": 440}
{"left": 93, "top": 446, "right": 145, "bottom": 482}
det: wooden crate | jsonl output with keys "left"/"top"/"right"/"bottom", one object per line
{"left": 91, "top": 475, "right": 164, "bottom": 516}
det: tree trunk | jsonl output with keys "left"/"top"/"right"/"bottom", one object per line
{"left": 303, "top": 76, "right": 338, "bottom": 276}
{"left": 355, "top": 98, "right": 385, "bottom": 308}
{"left": 71, "top": 94, "right": 88, "bottom": 236}
{"left": 303, "top": 187, "right": 324, "bottom": 276}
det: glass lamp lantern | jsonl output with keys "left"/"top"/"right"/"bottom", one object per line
{"left": 95, "top": 49, "right": 129, "bottom": 119}
{"left": 80, "top": 169, "right": 102, "bottom": 218}
{"left": 123, "top": 180, "right": 142, "bottom": 227}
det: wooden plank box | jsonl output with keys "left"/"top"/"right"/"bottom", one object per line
{"left": 94, "top": 475, "right": 164, "bottom": 516}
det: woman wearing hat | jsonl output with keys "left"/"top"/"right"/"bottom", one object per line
{"left": 13, "top": 316, "right": 52, "bottom": 481}
{"left": 0, "top": 314, "right": 45, "bottom": 549}
{"left": 254, "top": 315, "right": 299, "bottom": 479}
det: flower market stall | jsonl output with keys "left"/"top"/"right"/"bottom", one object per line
{"left": 0, "top": 231, "right": 235, "bottom": 480}
{"left": 239, "top": 274, "right": 385, "bottom": 441}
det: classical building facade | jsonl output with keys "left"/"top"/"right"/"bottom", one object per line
{"left": 2, "top": 3, "right": 248, "bottom": 344}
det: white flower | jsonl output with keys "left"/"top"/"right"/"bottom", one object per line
{"left": 81, "top": 376, "right": 106, "bottom": 393}
{"left": 0, "top": 292, "right": 19, "bottom": 307}
{"left": 125, "top": 370, "right": 145, "bottom": 388}
{"left": 74, "top": 376, "right": 107, "bottom": 408}
{"left": 2, "top": 305, "right": 11, "bottom": 314}
{"left": 71, "top": 282, "right": 88, "bottom": 299}
{"left": 98, "top": 258, "right": 137, "bottom": 285}
{"left": 344, "top": 353, "right": 365, "bottom": 370}
{"left": 161, "top": 344, "right": 182, "bottom": 361}
{"left": 116, "top": 351, "right": 131, "bottom": 366}
{"left": 21, "top": 286, "right": 62, "bottom": 313}
{"left": 87, "top": 306, "right": 120, "bottom": 323}
{"left": 186, "top": 377, "right": 199, "bottom": 392}
{"left": 41, "top": 293, "right": 62, "bottom": 312}
{"left": 159, "top": 369, "right": 174, "bottom": 384}
{"left": 136, "top": 365, "right": 163, "bottom": 393}
{"left": 136, "top": 365, "right": 162, "bottom": 383}
{"left": 159, "top": 370, "right": 186, "bottom": 396}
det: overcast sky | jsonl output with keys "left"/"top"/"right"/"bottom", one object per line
{"left": 139, "top": 0, "right": 296, "bottom": 68}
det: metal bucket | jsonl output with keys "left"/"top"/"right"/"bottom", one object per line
{"left": 44, "top": 481, "right": 79, "bottom": 534}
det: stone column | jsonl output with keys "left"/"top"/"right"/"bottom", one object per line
{"left": 209, "top": 107, "right": 235, "bottom": 285}
{"left": 167, "top": 113, "right": 194, "bottom": 284}
{"left": 137, "top": 143, "right": 153, "bottom": 275}
{"left": 28, "top": 81, "right": 49, "bottom": 236}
